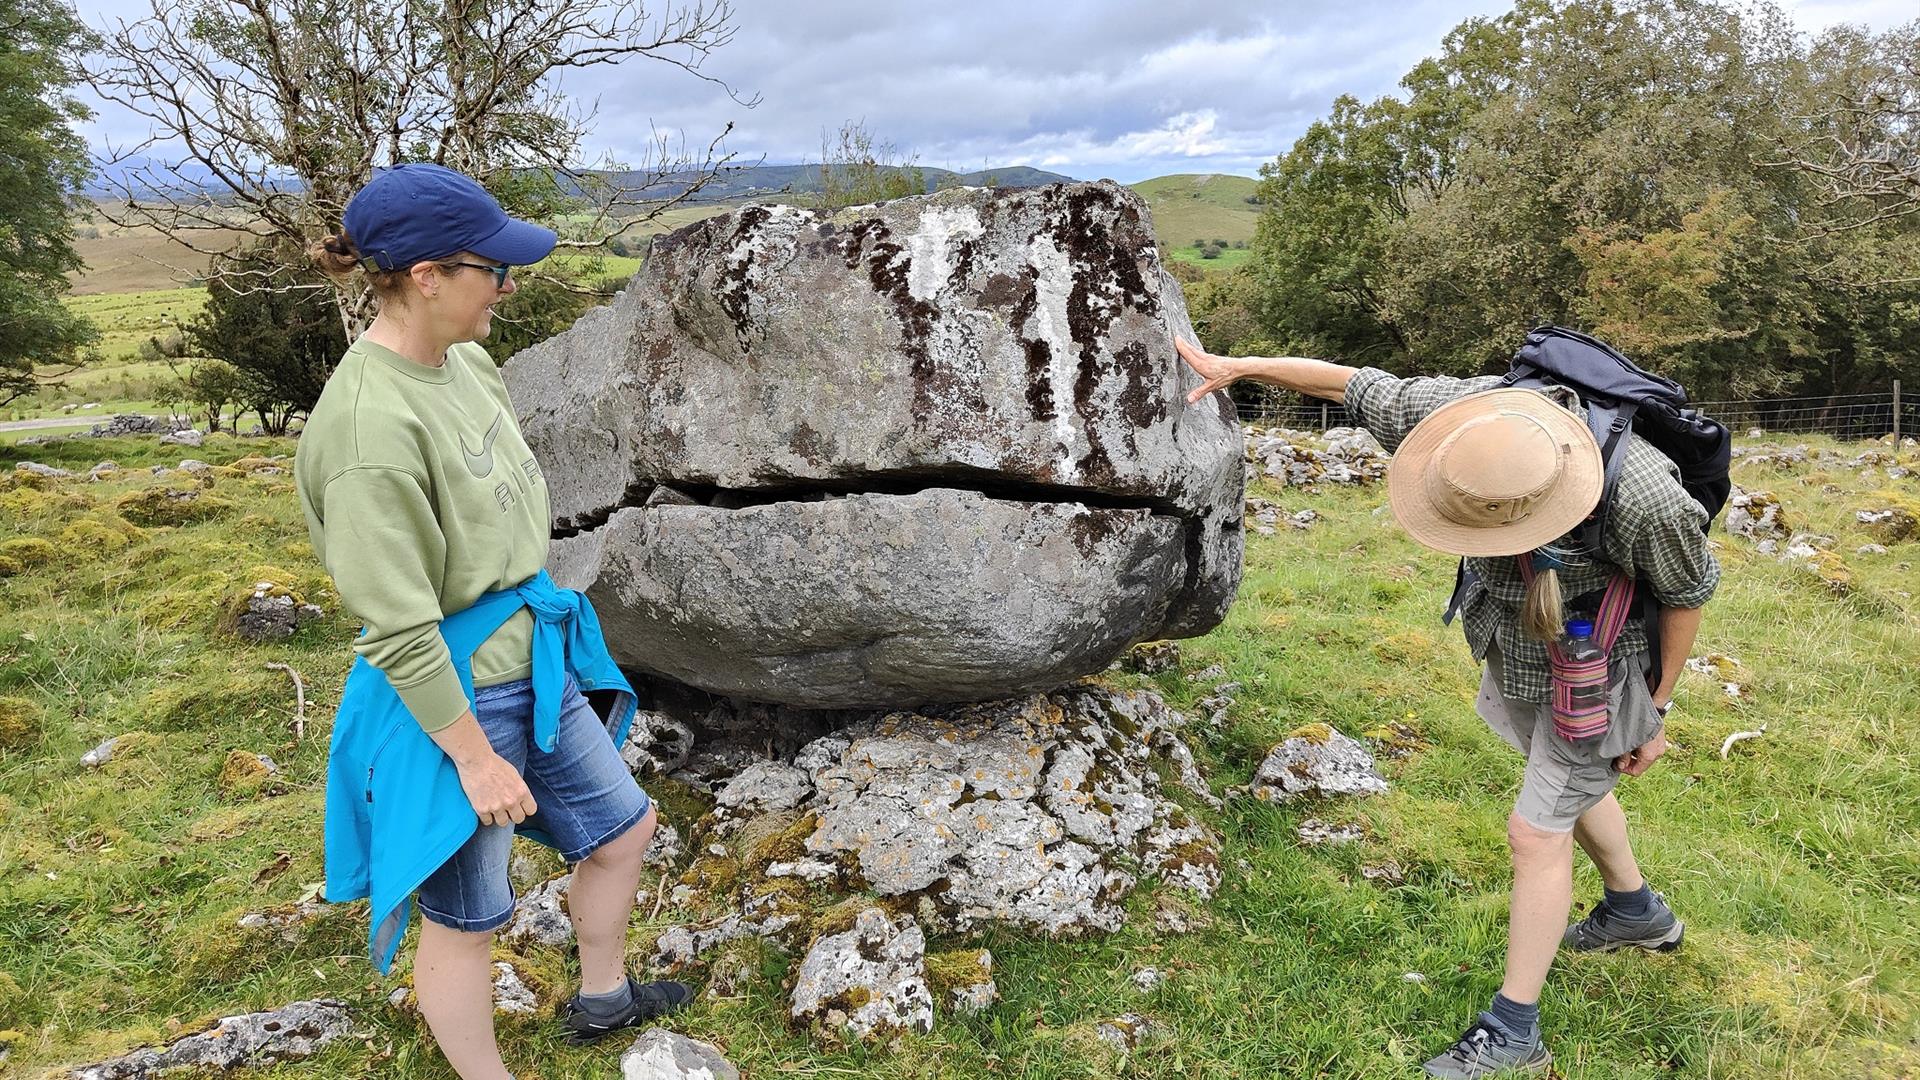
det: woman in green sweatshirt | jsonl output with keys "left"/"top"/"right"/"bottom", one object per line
{"left": 296, "top": 164, "right": 688, "bottom": 1079}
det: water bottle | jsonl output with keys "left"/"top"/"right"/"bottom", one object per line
{"left": 1559, "top": 618, "right": 1609, "bottom": 717}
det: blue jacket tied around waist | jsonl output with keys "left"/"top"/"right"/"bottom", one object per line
{"left": 323, "top": 570, "right": 636, "bottom": 972}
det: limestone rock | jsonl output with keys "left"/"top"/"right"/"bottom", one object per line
{"left": 160, "top": 428, "right": 204, "bottom": 448}
{"left": 620, "top": 1028, "right": 740, "bottom": 1080}
{"left": 233, "top": 585, "right": 325, "bottom": 643}
{"left": 80, "top": 735, "right": 123, "bottom": 768}
{"left": 15, "top": 461, "right": 71, "bottom": 478}
{"left": 1095, "top": 1012, "right": 1158, "bottom": 1050}
{"left": 1857, "top": 506, "right": 1917, "bottom": 543}
{"left": 85, "top": 413, "right": 191, "bottom": 439}
{"left": 1247, "top": 725, "right": 1389, "bottom": 802}
{"left": 492, "top": 962, "right": 537, "bottom": 1014}
{"left": 928, "top": 948, "right": 997, "bottom": 1014}
{"left": 1296, "top": 818, "right": 1367, "bottom": 846}
{"left": 713, "top": 761, "right": 813, "bottom": 819}
{"left": 1130, "top": 966, "right": 1164, "bottom": 991}
{"left": 512, "top": 182, "right": 1243, "bottom": 708}
{"left": 790, "top": 908, "right": 934, "bottom": 1040}
{"left": 1122, "top": 640, "right": 1181, "bottom": 674}
{"left": 1243, "top": 428, "right": 1387, "bottom": 489}
{"left": 644, "top": 823, "right": 684, "bottom": 868}
{"left": 1725, "top": 485, "right": 1789, "bottom": 543}
{"left": 504, "top": 875, "right": 573, "bottom": 947}
{"left": 621, "top": 709, "right": 697, "bottom": 777}
{"left": 68, "top": 999, "right": 352, "bottom": 1078}
{"left": 788, "top": 685, "right": 1218, "bottom": 935}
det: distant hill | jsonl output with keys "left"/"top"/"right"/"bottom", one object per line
{"left": 593, "top": 162, "right": 1079, "bottom": 203}
{"left": 1129, "top": 173, "right": 1262, "bottom": 267}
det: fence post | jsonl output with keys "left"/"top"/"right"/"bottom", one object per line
{"left": 1895, "top": 380, "right": 1903, "bottom": 442}
{"left": 1320, "top": 402, "right": 1329, "bottom": 429}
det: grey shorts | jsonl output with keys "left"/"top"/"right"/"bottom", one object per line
{"left": 1475, "top": 642, "right": 1663, "bottom": 833}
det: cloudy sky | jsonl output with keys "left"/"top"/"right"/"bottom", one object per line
{"left": 78, "top": 0, "right": 1913, "bottom": 184}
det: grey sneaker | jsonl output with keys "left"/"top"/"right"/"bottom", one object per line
{"left": 1421, "top": 1015, "right": 1553, "bottom": 1078}
{"left": 1561, "top": 890, "right": 1684, "bottom": 953}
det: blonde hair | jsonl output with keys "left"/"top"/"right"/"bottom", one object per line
{"left": 308, "top": 230, "right": 416, "bottom": 303}
{"left": 1522, "top": 565, "right": 1565, "bottom": 640}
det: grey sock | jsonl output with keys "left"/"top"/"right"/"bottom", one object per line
{"left": 578, "top": 978, "right": 634, "bottom": 1016}
{"left": 1605, "top": 881, "right": 1654, "bottom": 917}
{"left": 1487, "top": 993, "right": 1540, "bottom": 1039}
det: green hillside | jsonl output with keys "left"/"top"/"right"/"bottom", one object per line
{"left": 1130, "top": 174, "right": 1262, "bottom": 268}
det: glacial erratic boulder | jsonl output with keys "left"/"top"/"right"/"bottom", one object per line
{"left": 510, "top": 181, "right": 1243, "bottom": 708}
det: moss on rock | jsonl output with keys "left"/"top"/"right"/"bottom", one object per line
{"left": 115, "top": 485, "right": 234, "bottom": 528}
{"left": 0, "top": 697, "right": 42, "bottom": 751}
{"left": 0, "top": 538, "right": 56, "bottom": 578}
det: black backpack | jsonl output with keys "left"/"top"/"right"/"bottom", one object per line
{"left": 1502, "top": 325, "right": 1731, "bottom": 552}
{"left": 1442, "top": 326, "right": 1731, "bottom": 683}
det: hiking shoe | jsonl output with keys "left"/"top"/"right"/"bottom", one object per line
{"left": 1421, "top": 1014, "right": 1553, "bottom": 1078}
{"left": 1561, "top": 890, "right": 1684, "bottom": 953}
{"left": 559, "top": 976, "right": 693, "bottom": 1045}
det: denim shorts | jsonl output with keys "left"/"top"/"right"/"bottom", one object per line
{"left": 416, "top": 674, "right": 652, "bottom": 933}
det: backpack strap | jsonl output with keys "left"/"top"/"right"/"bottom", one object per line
{"left": 1442, "top": 558, "right": 1474, "bottom": 626}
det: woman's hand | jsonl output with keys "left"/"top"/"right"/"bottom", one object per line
{"left": 456, "top": 752, "right": 539, "bottom": 827}
{"left": 1175, "top": 337, "right": 1242, "bottom": 404}
{"left": 428, "top": 710, "right": 538, "bottom": 827}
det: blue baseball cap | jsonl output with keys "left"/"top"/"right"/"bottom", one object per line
{"left": 342, "top": 163, "right": 558, "bottom": 271}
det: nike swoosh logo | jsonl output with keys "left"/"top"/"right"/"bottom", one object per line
{"left": 461, "top": 412, "right": 503, "bottom": 478}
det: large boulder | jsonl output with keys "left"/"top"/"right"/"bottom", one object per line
{"left": 509, "top": 181, "right": 1242, "bottom": 707}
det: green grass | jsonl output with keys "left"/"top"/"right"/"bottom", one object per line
{"left": 64, "top": 289, "right": 207, "bottom": 364}
{"left": 1166, "top": 246, "right": 1256, "bottom": 271}
{"left": 0, "top": 430, "right": 1915, "bottom": 1078}
{"left": 1131, "top": 173, "right": 1261, "bottom": 256}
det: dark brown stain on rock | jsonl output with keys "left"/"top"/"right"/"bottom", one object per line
{"left": 716, "top": 205, "right": 774, "bottom": 353}
{"left": 1113, "top": 341, "right": 1166, "bottom": 429}
{"left": 1067, "top": 507, "right": 1127, "bottom": 557}
{"left": 1004, "top": 266, "right": 1054, "bottom": 422}
{"left": 789, "top": 420, "right": 831, "bottom": 467}
{"left": 841, "top": 216, "right": 984, "bottom": 424}
{"left": 977, "top": 272, "right": 1023, "bottom": 309}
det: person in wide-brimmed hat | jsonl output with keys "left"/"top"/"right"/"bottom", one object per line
{"left": 1177, "top": 338, "right": 1718, "bottom": 1080}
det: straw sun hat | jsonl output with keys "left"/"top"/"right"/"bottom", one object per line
{"left": 1385, "top": 388, "right": 1604, "bottom": 558}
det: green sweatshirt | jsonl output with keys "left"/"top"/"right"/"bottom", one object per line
{"left": 295, "top": 337, "right": 550, "bottom": 732}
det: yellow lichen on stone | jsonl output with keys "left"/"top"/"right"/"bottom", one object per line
{"left": 1286, "top": 722, "right": 1335, "bottom": 745}
{"left": 217, "top": 748, "right": 275, "bottom": 796}
{"left": 0, "top": 697, "right": 42, "bottom": 751}
{"left": 1806, "top": 551, "right": 1854, "bottom": 596}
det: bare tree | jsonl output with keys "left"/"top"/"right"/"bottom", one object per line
{"left": 89, "top": 0, "right": 756, "bottom": 334}
{"left": 1762, "top": 24, "right": 1920, "bottom": 286}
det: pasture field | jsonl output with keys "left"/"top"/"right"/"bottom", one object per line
{"left": 0, "top": 430, "right": 1913, "bottom": 1078}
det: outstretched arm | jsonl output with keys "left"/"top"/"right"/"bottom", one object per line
{"left": 1175, "top": 337, "right": 1360, "bottom": 405}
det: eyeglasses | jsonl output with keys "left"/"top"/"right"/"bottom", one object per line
{"left": 444, "top": 260, "right": 514, "bottom": 289}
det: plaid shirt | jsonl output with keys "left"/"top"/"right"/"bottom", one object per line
{"left": 1344, "top": 368, "right": 1720, "bottom": 703}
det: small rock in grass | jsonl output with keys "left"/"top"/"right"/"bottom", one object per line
{"left": 620, "top": 1028, "right": 740, "bottom": 1080}
{"left": 503, "top": 874, "right": 573, "bottom": 947}
{"left": 68, "top": 999, "right": 353, "bottom": 1078}
{"left": 1095, "top": 1012, "right": 1158, "bottom": 1050}
{"left": 1361, "top": 860, "right": 1407, "bottom": 885}
{"left": 789, "top": 907, "right": 933, "bottom": 1041}
{"left": 492, "top": 962, "right": 537, "bottom": 1014}
{"left": 1247, "top": 725, "right": 1388, "bottom": 802}
{"left": 1296, "top": 818, "right": 1366, "bottom": 847}
{"left": 80, "top": 736, "right": 123, "bottom": 768}
{"left": 1130, "top": 967, "right": 1163, "bottom": 992}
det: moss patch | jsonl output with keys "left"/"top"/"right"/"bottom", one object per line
{"left": 0, "top": 537, "right": 56, "bottom": 577}
{"left": 115, "top": 485, "right": 234, "bottom": 528}
{"left": 0, "top": 697, "right": 41, "bottom": 752}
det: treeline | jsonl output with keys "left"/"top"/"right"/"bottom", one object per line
{"left": 1190, "top": 0, "right": 1920, "bottom": 401}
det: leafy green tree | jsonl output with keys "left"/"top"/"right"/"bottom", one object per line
{"left": 0, "top": 0, "right": 98, "bottom": 405}
{"left": 1246, "top": 0, "right": 1920, "bottom": 397}
{"left": 181, "top": 246, "right": 345, "bottom": 433}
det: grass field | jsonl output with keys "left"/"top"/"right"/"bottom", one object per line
{"left": 0, "top": 430, "right": 1913, "bottom": 1078}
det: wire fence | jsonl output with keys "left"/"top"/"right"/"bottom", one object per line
{"left": 1236, "top": 385, "right": 1916, "bottom": 442}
